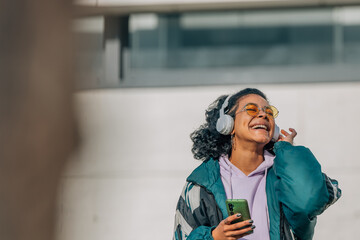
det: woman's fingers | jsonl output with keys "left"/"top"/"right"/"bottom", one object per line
{"left": 224, "top": 219, "right": 254, "bottom": 231}
{"left": 228, "top": 225, "right": 256, "bottom": 238}
{"left": 213, "top": 216, "right": 255, "bottom": 240}
{"left": 289, "top": 128, "right": 297, "bottom": 137}
{"left": 281, "top": 128, "right": 297, "bottom": 136}
{"left": 223, "top": 213, "right": 242, "bottom": 225}
{"left": 281, "top": 129, "right": 289, "bottom": 136}
{"left": 230, "top": 219, "right": 253, "bottom": 230}
{"left": 278, "top": 128, "right": 297, "bottom": 145}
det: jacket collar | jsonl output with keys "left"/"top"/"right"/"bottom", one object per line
{"left": 186, "top": 158, "right": 229, "bottom": 218}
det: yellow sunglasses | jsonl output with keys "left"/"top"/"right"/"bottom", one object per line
{"left": 237, "top": 103, "right": 279, "bottom": 119}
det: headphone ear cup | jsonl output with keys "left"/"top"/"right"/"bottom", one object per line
{"left": 272, "top": 124, "right": 280, "bottom": 142}
{"left": 216, "top": 114, "right": 234, "bottom": 135}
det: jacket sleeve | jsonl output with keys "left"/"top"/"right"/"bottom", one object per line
{"left": 173, "top": 182, "right": 216, "bottom": 240}
{"left": 273, "top": 141, "right": 341, "bottom": 239}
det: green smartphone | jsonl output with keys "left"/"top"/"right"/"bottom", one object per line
{"left": 225, "top": 199, "right": 251, "bottom": 224}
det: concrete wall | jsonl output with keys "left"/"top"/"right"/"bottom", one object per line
{"left": 57, "top": 82, "right": 359, "bottom": 240}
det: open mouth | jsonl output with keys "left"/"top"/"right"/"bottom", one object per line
{"left": 250, "top": 124, "right": 269, "bottom": 132}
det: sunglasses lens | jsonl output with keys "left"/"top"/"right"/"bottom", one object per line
{"left": 264, "top": 107, "right": 274, "bottom": 118}
{"left": 242, "top": 104, "right": 279, "bottom": 118}
{"left": 245, "top": 104, "right": 259, "bottom": 116}
{"left": 269, "top": 106, "right": 279, "bottom": 118}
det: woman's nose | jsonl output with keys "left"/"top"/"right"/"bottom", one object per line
{"left": 258, "top": 109, "right": 268, "bottom": 119}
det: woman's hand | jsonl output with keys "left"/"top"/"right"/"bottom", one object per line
{"left": 212, "top": 214, "right": 255, "bottom": 240}
{"left": 278, "top": 128, "right": 297, "bottom": 145}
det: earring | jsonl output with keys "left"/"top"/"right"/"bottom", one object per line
{"left": 231, "top": 134, "right": 236, "bottom": 151}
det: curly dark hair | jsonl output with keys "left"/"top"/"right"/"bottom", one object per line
{"left": 190, "top": 88, "right": 274, "bottom": 161}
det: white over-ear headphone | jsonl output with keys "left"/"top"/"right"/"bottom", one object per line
{"left": 272, "top": 124, "right": 280, "bottom": 142}
{"left": 216, "top": 95, "right": 234, "bottom": 135}
{"left": 216, "top": 94, "right": 281, "bottom": 141}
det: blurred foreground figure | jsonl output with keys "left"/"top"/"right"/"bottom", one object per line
{"left": 0, "top": 1, "right": 77, "bottom": 240}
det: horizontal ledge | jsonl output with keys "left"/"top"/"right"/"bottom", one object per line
{"left": 74, "top": 0, "right": 360, "bottom": 16}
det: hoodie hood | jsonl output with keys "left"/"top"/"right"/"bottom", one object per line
{"left": 219, "top": 150, "right": 274, "bottom": 179}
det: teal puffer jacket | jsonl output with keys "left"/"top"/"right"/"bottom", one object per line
{"left": 173, "top": 141, "right": 341, "bottom": 240}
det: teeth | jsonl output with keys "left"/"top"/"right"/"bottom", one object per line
{"left": 252, "top": 125, "right": 268, "bottom": 130}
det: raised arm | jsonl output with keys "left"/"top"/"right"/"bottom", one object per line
{"left": 273, "top": 141, "right": 341, "bottom": 239}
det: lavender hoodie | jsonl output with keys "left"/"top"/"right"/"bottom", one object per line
{"left": 219, "top": 151, "right": 275, "bottom": 240}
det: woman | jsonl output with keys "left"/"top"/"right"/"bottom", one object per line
{"left": 173, "top": 88, "right": 341, "bottom": 240}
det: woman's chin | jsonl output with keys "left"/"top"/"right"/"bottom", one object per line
{"left": 253, "top": 136, "right": 271, "bottom": 145}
